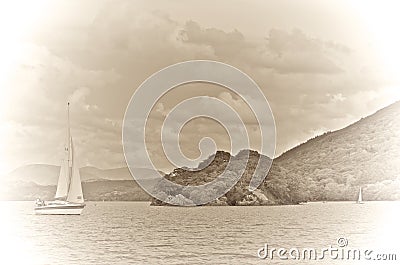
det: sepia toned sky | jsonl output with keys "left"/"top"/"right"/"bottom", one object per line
{"left": 0, "top": 0, "right": 399, "bottom": 175}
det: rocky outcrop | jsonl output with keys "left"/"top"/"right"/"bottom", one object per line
{"left": 152, "top": 101, "right": 400, "bottom": 205}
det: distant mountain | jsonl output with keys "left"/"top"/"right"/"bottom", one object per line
{"left": 5, "top": 164, "right": 60, "bottom": 185}
{"left": 1, "top": 180, "right": 152, "bottom": 201}
{"left": 80, "top": 166, "right": 163, "bottom": 183}
{"left": 152, "top": 101, "right": 400, "bottom": 205}
{"left": 4, "top": 164, "right": 162, "bottom": 185}
{"left": 0, "top": 165, "right": 162, "bottom": 201}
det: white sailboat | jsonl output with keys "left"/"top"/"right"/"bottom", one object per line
{"left": 34, "top": 103, "right": 85, "bottom": 215}
{"left": 356, "top": 187, "right": 363, "bottom": 204}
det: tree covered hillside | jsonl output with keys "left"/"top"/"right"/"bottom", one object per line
{"left": 272, "top": 100, "right": 400, "bottom": 201}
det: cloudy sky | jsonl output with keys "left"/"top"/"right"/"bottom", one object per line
{"left": 0, "top": 0, "right": 399, "bottom": 175}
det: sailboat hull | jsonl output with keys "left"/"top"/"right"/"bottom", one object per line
{"left": 34, "top": 203, "right": 85, "bottom": 215}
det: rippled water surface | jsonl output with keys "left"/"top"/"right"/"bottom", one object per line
{"left": 1, "top": 201, "right": 399, "bottom": 264}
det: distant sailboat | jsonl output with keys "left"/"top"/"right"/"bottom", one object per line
{"left": 356, "top": 187, "right": 363, "bottom": 204}
{"left": 34, "top": 103, "right": 85, "bottom": 215}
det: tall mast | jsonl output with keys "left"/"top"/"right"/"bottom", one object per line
{"left": 67, "top": 102, "right": 73, "bottom": 196}
{"left": 67, "top": 102, "right": 70, "bottom": 147}
{"left": 67, "top": 102, "right": 71, "bottom": 171}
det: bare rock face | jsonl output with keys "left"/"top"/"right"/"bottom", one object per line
{"left": 150, "top": 150, "right": 281, "bottom": 206}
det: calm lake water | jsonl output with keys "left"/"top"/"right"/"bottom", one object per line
{"left": 1, "top": 201, "right": 399, "bottom": 264}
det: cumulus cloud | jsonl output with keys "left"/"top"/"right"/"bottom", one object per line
{"left": 1, "top": 1, "right": 398, "bottom": 173}
{"left": 1, "top": 43, "right": 124, "bottom": 171}
{"left": 179, "top": 23, "right": 346, "bottom": 74}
